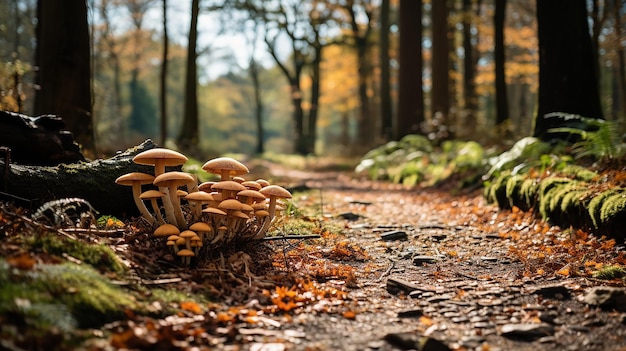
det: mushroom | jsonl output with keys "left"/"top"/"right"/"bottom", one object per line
{"left": 190, "top": 236, "right": 203, "bottom": 255}
{"left": 115, "top": 172, "right": 156, "bottom": 224}
{"left": 202, "top": 157, "right": 249, "bottom": 181}
{"left": 218, "top": 198, "right": 244, "bottom": 236}
{"left": 167, "top": 234, "right": 181, "bottom": 252}
{"left": 177, "top": 248, "right": 195, "bottom": 266}
{"left": 211, "top": 180, "right": 246, "bottom": 200}
{"left": 256, "top": 185, "right": 292, "bottom": 238}
{"left": 179, "top": 230, "right": 198, "bottom": 250}
{"left": 202, "top": 207, "right": 227, "bottom": 229}
{"left": 232, "top": 176, "right": 246, "bottom": 183}
{"left": 241, "top": 180, "right": 262, "bottom": 191}
{"left": 198, "top": 181, "right": 216, "bottom": 192}
{"left": 189, "top": 221, "right": 212, "bottom": 241}
{"left": 237, "top": 189, "right": 266, "bottom": 208}
{"left": 154, "top": 223, "right": 180, "bottom": 239}
{"left": 132, "top": 148, "right": 188, "bottom": 177}
{"left": 212, "top": 225, "right": 228, "bottom": 244}
{"left": 133, "top": 148, "right": 188, "bottom": 227}
{"left": 154, "top": 171, "right": 195, "bottom": 229}
{"left": 256, "top": 179, "right": 270, "bottom": 188}
{"left": 185, "top": 191, "right": 214, "bottom": 221}
{"left": 139, "top": 189, "right": 167, "bottom": 224}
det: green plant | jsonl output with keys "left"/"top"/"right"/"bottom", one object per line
{"left": 592, "top": 265, "right": 625, "bottom": 280}
{"left": 547, "top": 112, "right": 623, "bottom": 160}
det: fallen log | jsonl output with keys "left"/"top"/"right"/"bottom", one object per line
{"left": 0, "top": 139, "right": 176, "bottom": 217}
{"left": 0, "top": 111, "right": 84, "bottom": 165}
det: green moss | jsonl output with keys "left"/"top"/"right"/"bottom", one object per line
{"left": 0, "top": 260, "right": 136, "bottom": 330}
{"left": 26, "top": 234, "right": 125, "bottom": 274}
{"left": 558, "top": 164, "right": 598, "bottom": 182}
{"left": 592, "top": 265, "right": 625, "bottom": 280}
{"left": 560, "top": 189, "right": 587, "bottom": 216}
{"left": 536, "top": 178, "right": 571, "bottom": 221}
{"left": 588, "top": 189, "right": 623, "bottom": 228}
{"left": 520, "top": 177, "right": 538, "bottom": 209}
{"left": 600, "top": 192, "right": 626, "bottom": 224}
{"left": 505, "top": 174, "right": 526, "bottom": 208}
{"left": 484, "top": 171, "right": 512, "bottom": 208}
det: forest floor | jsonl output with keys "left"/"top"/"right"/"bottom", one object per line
{"left": 2, "top": 161, "right": 626, "bottom": 351}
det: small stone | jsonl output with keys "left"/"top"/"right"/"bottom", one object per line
{"left": 582, "top": 287, "right": 626, "bottom": 312}
{"left": 413, "top": 255, "right": 439, "bottom": 266}
{"left": 499, "top": 323, "right": 555, "bottom": 341}
{"left": 480, "top": 256, "right": 498, "bottom": 262}
{"left": 381, "top": 230, "right": 408, "bottom": 241}
{"left": 384, "top": 333, "right": 452, "bottom": 351}
{"left": 337, "top": 212, "right": 362, "bottom": 221}
{"left": 398, "top": 309, "right": 424, "bottom": 318}
{"left": 531, "top": 284, "right": 571, "bottom": 300}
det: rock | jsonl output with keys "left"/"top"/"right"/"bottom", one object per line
{"left": 384, "top": 333, "right": 452, "bottom": 351}
{"left": 582, "top": 287, "right": 626, "bottom": 312}
{"left": 413, "top": 255, "right": 439, "bottom": 266}
{"left": 499, "top": 323, "right": 555, "bottom": 341}
{"left": 380, "top": 230, "right": 408, "bottom": 241}
{"left": 386, "top": 277, "right": 422, "bottom": 295}
{"left": 397, "top": 309, "right": 424, "bottom": 318}
{"left": 530, "top": 284, "right": 571, "bottom": 300}
{"left": 337, "top": 212, "right": 362, "bottom": 221}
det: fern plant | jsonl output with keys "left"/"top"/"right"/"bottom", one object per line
{"left": 546, "top": 112, "right": 623, "bottom": 160}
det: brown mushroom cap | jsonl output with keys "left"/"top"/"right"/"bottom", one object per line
{"left": 211, "top": 180, "right": 246, "bottom": 194}
{"left": 185, "top": 191, "right": 214, "bottom": 202}
{"left": 154, "top": 223, "right": 180, "bottom": 237}
{"left": 189, "top": 222, "right": 212, "bottom": 232}
{"left": 198, "top": 181, "right": 216, "bottom": 192}
{"left": 139, "top": 189, "right": 166, "bottom": 200}
{"left": 203, "top": 207, "right": 227, "bottom": 216}
{"left": 259, "top": 185, "right": 292, "bottom": 200}
{"left": 256, "top": 179, "right": 271, "bottom": 188}
{"left": 202, "top": 157, "right": 249, "bottom": 180}
{"left": 154, "top": 171, "right": 195, "bottom": 188}
{"left": 115, "top": 172, "right": 155, "bottom": 186}
{"left": 179, "top": 230, "right": 197, "bottom": 239}
{"left": 241, "top": 181, "right": 262, "bottom": 191}
{"left": 218, "top": 199, "right": 244, "bottom": 211}
{"left": 133, "top": 148, "right": 188, "bottom": 176}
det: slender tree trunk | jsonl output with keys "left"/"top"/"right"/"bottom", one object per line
{"left": 379, "top": 0, "right": 392, "bottom": 140}
{"left": 307, "top": 48, "right": 322, "bottom": 155}
{"left": 249, "top": 57, "right": 264, "bottom": 154}
{"left": 533, "top": 0, "right": 604, "bottom": 139}
{"left": 431, "top": 0, "right": 449, "bottom": 121}
{"left": 34, "top": 0, "right": 94, "bottom": 153}
{"left": 396, "top": 0, "right": 424, "bottom": 139}
{"left": 494, "top": 0, "right": 509, "bottom": 126}
{"left": 355, "top": 41, "right": 372, "bottom": 147}
{"left": 462, "top": 0, "right": 477, "bottom": 135}
{"left": 160, "top": 0, "right": 169, "bottom": 146}
{"left": 614, "top": 1, "right": 626, "bottom": 121}
{"left": 178, "top": 0, "right": 199, "bottom": 150}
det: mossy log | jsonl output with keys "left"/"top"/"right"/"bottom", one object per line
{"left": 0, "top": 139, "right": 175, "bottom": 217}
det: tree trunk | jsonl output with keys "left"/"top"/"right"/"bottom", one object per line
{"left": 355, "top": 40, "right": 372, "bottom": 148}
{"left": 462, "top": 0, "right": 477, "bottom": 135}
{"left": 178, "top": 0, "right": 200, "bottom": 150}
{"left": 396, "top": 0, "right": 424, "bottom": 139}
{"left": 614, "top": 1, "right": 626, "bottom": 122}
{"left": 494, "top": 0, "right": 509, "bottom": 126}
{"left": 534, "top": 0, "right": 604, "bottom": 140}
{"left": 34, "top": 0, "right": 94, "bottom": 154}
{"left": 1, "top": 139, "right": 163, "bottom": 217}
{"left": 160, "top": 0, "right": 169, "bottom": 146}
{"left": 379, "top": 0, "right": 392, "bottom": 141}
{"left": 307, "top": 47, "right": 322, "bottom": 155}
{"left": 249, "top": 57, "right": 264, "bottom": 154}
{"left": 431, "top": 0, "right": 449, "bottom": 121}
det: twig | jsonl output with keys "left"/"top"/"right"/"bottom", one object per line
{"left": 376, "top": 258, "right": 396, "bottom": 282}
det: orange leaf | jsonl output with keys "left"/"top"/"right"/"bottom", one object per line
{"left": 342, "top": 310, "right": 357, "bottom": 319}
{"left": 180, "top": 301, "right": 202, "bottom": 314}
{"left": 556, "top": 268, "right": 570, "bottom": 276}
{"left": 6, "top": 253, "right": 35, "bottom": 270}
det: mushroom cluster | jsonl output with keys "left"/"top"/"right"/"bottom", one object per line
{"left": 115, "top": 148, "right": 292, "bottom": 266}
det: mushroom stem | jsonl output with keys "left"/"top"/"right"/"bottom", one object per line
{"left": 132, "top": 185, "right": 156, "bottom": 225}
{"left": 256, "top": 196, "right": 277, "bottom": 238}
{"left": 160, "top": 188, "right": 178, "bottom": 226}
{"left": 149, "top": 198, "right": 166, "bottom": 224}
{"left": 168, "top": 186, "right": 187, "bottom": 229}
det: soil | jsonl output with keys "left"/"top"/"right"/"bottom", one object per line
{"left": 3, "top": 165, "right": 626, "bottom": 351}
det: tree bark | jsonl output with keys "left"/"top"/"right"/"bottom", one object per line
{"left": 396, "top": 0, "right": 424, "bottom": 139}
{"left": 34, "top": 0, "right": 94, "bottom": 154}
{"left": 431, "top": 0, "right": 449, "bottom": 121}
{"left": 178, "top": 0, "right": 200, "bottom": 150}
{"left": 1, "top": 139, "right": 165, "bottom": 217}
{"left": 379, "top": 0, "right": 392, "bottom": 140}
{"left": 534, "top": 0, "right": 604, "bottom": 140}
{"left": 494, "top": 0, "right": 509, "bottom": 126}
{"left": 462, "top": 0, "right": 477, "bottom": 135}
{"left": 160, "top": 0, "right": 169, "bottom": 146}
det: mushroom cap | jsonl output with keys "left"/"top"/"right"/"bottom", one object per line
{"left": 232, "top": 176, "right": 246, "bottom": 183}
{"left": 140, "top": 189, "right": 166, "bottom": 200}
{"left": 154, "top": 223, "right": 180, "bottom": 237}
{"left": 154, "top": 171, "right": 195, "bottom": 187}
{"left": 177, "top": 249, "right": 195, "bottom": 257}
{"left": 133, "top": 148, "right": 188, "bottom": 167}
{"left": 176, "top": 189, "right": 189, "bottom": 197}
{"left": 179, "top": 230, "right": 197, "bottom": 239}
{"left": 241, "top": 181, "right": 262, "bottom": 191}
{"left": 256, "top": 179, "right": 271, "bottom": 188}
{"left": 237, "top": 189, "right": 266, "bottom": 201}
{"left": 202, "top": 207, "right": 227, "bottom": 216}
{"left": 252, "top": 203, "right": 268, "bottom": 211}
{"left": 185, "top": 191, "right": 214, "bottom": 202}
{"left": 189, "top": 222, "right": 212, "bottom": 232}
{"left": 167, "top": 235, "right": 181, "bottom": 241}
{"left": 211, "top": 180, "right": 246, "bottom": 193}
{"left": 218, "top": 199, "right": 243, "bottom": 211}
{"left": 240, "top": 203, "right": 254, "bottom": 212}
{"left": 176, "top": 237, "right": 186, "bottom": 245}
{"left": 255, "top": 210, "right": 270, "bottom": 217}
{"left": 259, "top": 185, "right": 292, "bottom": 199}
{"left": 202, "top": 157, "right": 249, "bottom": 177}
{"left": 115, "top": 172, "right": 155, "bottom": 186}
{"left": 198, "top": 181, "right": 216, "bottom": 192}
{"left": 232, "top": 210, "right": 250, "bottom": 219}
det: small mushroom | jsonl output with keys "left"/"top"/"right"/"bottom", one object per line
{"left": 185, "top": 191, "right": 214, "bottom": 220}
{"left": 256, "top": 179, "right": 270, "bottom": 188}
{"left": 167, "top": 234, "right": 181, "bottom": 252}
{"left": 154, "top": 223, "right": 180, "bottom": 239}
{"left": 256, "top": 185, "right": 292, "bottom": 238}
{"left": 132, "top": 148, "right": 188, "bottom": 177}
{"left": 211, "top": 180, "right": 246, "bottom": 200}
{"left": 115, "top": 172, "right": 156, "bottom": 224}
{"left": 202, "top": 157, "right": 249, "bottom": 181}
{"left": 177, "top": 248, "right": 195, "bottom": 266}
{"left": 189, "top": 221, "right": 212, "bottom": 241}
{"left": 179, "top": 230, "right": 197, "bottom": 250}
{"left": 241, "top": 180, "right": 262, "bottom": 191}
